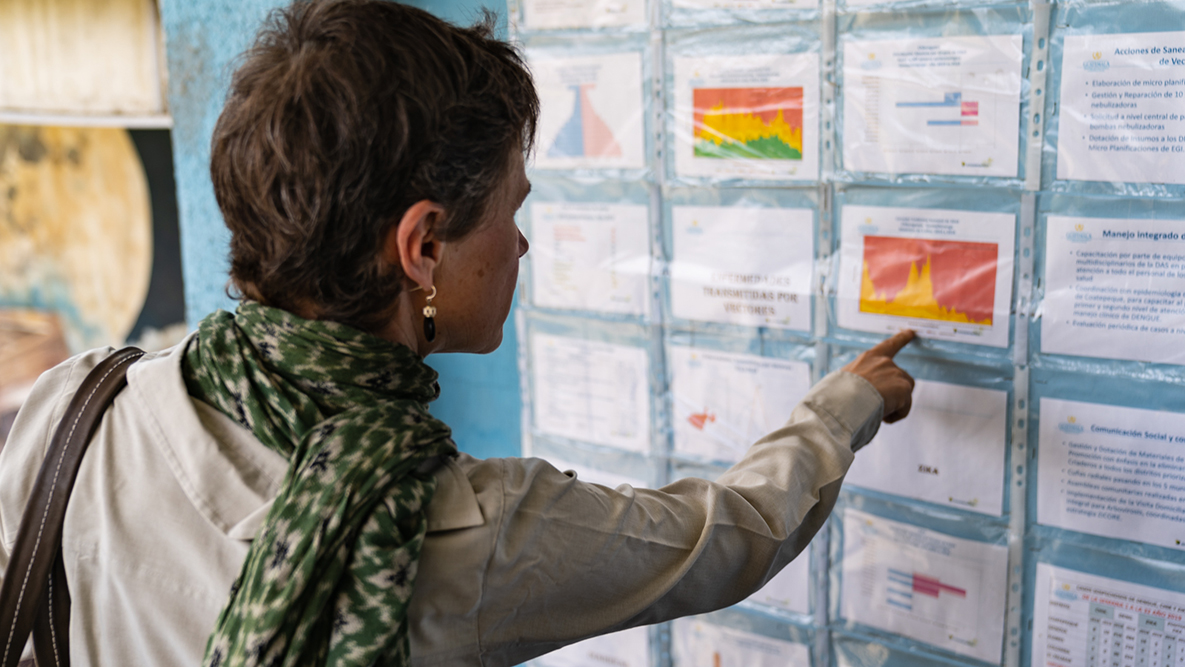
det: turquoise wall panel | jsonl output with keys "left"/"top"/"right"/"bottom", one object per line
{"left": 160, "top": 0, "right": 520, "bottom": 459}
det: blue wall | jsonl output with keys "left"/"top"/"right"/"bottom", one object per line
{"left": 400, "top": 0, "right": 519, "bottom": 462}
{"left": 160, "top": 0, "right": 520, "bottom": 460}
{"left": 403, "top": 0, "right": 508, "bottom": 34}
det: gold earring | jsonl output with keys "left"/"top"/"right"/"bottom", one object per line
{"left": 423, "top": 286, "right": 437, "bottom": 342}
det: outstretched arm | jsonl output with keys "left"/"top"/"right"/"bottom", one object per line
{"left": 408, "top": 331, "right": 918, "bottom": 667}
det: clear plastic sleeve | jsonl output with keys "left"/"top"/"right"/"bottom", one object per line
{"left": 828, "top": 185, "right": 1024, "bottom": 364}
{"left": 1040, "top": 0, "right": 1185, "bottom": 198}
{"left": 519, "top": 173, "right": 661, "bottom": 324}
{"left": 664, "top": 23, "right": 825, "bottom": 187}
{"left": 835, "top": 4, "right": 1036, "bottom": 188}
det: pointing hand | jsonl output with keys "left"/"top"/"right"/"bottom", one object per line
{"left": 841, "top": 330, "right": 917, "bottom": 424}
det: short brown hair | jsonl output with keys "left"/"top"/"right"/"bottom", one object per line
{"left": 210, "top": 0, "right": 538, "bottom": 331}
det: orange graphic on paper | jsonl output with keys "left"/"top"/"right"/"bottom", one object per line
{"left": 859, "top": 236, "right": 998, "bottom": 325}
{"left": 578, "top": 84, "right": 622, "bottom": 157}
{"left": 687, "top": 410, "right": 716, "bottom": 431}
{"left": 692, "top": 87, "right": 804, "bottom": 159}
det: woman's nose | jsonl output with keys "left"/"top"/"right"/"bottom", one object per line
{"left": 517, "top": 228, "right": 530, "bottom": 258}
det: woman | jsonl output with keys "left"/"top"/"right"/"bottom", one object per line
{"left": 0, "top": 1, "right": 915, "bottom": 665}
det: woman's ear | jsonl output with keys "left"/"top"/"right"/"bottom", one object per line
{"left": 384, "top": 200, "right": 446, "bottom": 289}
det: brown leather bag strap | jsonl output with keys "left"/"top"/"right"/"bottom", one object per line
{"left": 0, "top": 347, "right": 143, "bottom": 667}
{"left": 30, "top": 551, "right": 71, "bottom": 667}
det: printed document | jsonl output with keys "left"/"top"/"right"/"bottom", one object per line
{"left": 1032, "top": 563, "right": 1185, "bottom": 667}
{"left": 531, "top": 51, "right": 646, "bottom": 170}
{"left": 1038, "top": 397, "right": 1185, "bottom": 551}
{"left": 673, "top": 53, "right": 820, "bottom": 180}
{"left": 840, "top": 508, "right": 1009, "bottom": 663}
{"left": 531, "top": 333, "right": 651, "bottom": 452}
{"left": 669, "top": 345, "right": 811, "bottom": 463}
{"left": 530, "top": 201, "right": 651, "bottom": 317}
{"left": 522, "top": 0, "right": 645, "bottom": 30}
{"left": 671, "top": 205, "right": 814, "bottom": 330}
{"left": 837, "top": 205, "right": 1016, "bottom": 347}
{"left": 672, "top": 619, "right": 810, "bottom": 667}
{"left": 1042, "top": 215, "right": 1185, "bottom": 364}
{"left": 845, "top": 379, "right": 1009, "bottom": 516}
{"left": 843, "top": 35, "right": 1023, "bottom": 177}
{"left": 1057, "top": 31, "right": 1185, "bottom": 185}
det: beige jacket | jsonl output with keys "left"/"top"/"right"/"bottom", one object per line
{"left": 0, "top": 337, "right": 882, "bottom": 666}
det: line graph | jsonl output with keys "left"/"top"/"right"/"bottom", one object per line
{"left": 859, "top": 235, "right": 998, "bottom": 325}
{"left": 692, "top": 87, "right": 803, "bottom": 160}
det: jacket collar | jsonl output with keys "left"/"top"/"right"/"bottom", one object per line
{"left": 127, "top": 334, "right": 288, "bottom": 538}
{"left": 124, "top": 333, "right": 482, "bottom": 539}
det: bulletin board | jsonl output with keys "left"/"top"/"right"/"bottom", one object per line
{"left": 511, "top": 1, "right": 1185, "bottom": 666}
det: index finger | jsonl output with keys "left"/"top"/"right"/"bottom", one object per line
{"left": 866, "top": 329, "right": 916, "bottom": 359}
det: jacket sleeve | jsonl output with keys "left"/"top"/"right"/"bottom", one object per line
{"left": 0, "top": 347, "right": 113, "bottom": 664}
{"left": 0, "top": 349, "right": 114, "bottom": 560}
{"left": 469, "top": 370, "right": 883, "bottom": 667}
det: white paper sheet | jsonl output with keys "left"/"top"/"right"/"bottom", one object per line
{"left": 742, "top": 551, "right": 812, "bottom": 616}
{"left": 842, "top": 34, "right": 1023, "bottom": 177}
{"left": 845, "top": 379, "right": 1009, "bottom": 516}
{"left": 668, "top": 345, "right": 811, "bottom": 463}
{"left": 1056, "top": 31, "right": 1185, "bottom": 185}
{"left": 535, "top": 626, "right": 651, "bottom": 667}
{"left": 1041, "top": 215, "right": 1185, "bottom": 364}
{"left": 1031, "top": 563, "right": 1185, "bottom": 667}
{"left": 1037, "top": 397, "right": 1185, "bottom": 551}
{"left": 530, "top": 51, "right": 646, "bottom": 171}
{"left": 672, "top": 618, "right": 810, "bottom": 667}
{"left": 538, "top": 456, "right": 650, "bottom": 490}
{"left": 522, "top": 0, "right": 646, "bottom": 30}
{"left": 840, "top": 508, "right": 1009, "bottom": 663}
{"left": 673, "top": 54, "right": 820, "bottom": 180}
{"left": 529, "top": 202, "right": 651, "bottom": 317}
{"left": 670, "top": 205, "right": 814, "bottom": 330}
{"left": 672, "top": 0, "right": 816, "bottom": 9}
{"left": 531, "top": 333, "right": 651, "bottom": 452}
{"left": 836, "top": 205, "right": 1016, "bottom": 347}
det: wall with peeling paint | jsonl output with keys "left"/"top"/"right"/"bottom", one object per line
{"left": 0, "top": 125, "right": 153, "bottom": 350}
{"left": 160, "top": 0, "right": 518, "bottom": 460}
{"left": 0, "top": 0, "right": 167, "bottom": 121}
{"left": 159, "top": 0, "right": 275, "bottom": 325}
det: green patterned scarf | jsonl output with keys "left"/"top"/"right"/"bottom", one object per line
{"left": 181, "top": 301, "right": 456, "bottom": 667}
